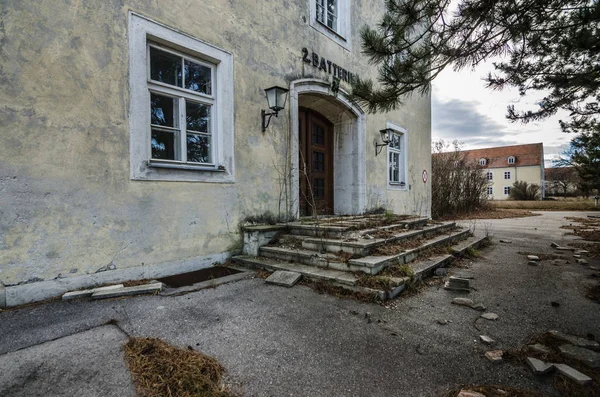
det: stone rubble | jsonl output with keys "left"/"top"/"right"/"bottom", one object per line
{"left": 558, "top": 344, "right": 600, "bottom": 368}
{"left": 485, "top": 350, "right": 503, "bottom": 363}
{"left": 481, "top": 312, "right": 499, "bottom": 321}
{"left": 549, "top": 330, "right": 600, "bottom": 351}
{"left": 528, "top": 261, "right": 538, "bottom": 266}
{"left": 457, "top": 391, "right": 486, "bottom": 397}
{"left": 528, "top": 343, "right": 553, "bottom": 355}
{"left": 452, "top": 297, "right": 474, "bottom": 307}
{"left": 553, "top": 363, "right": 593, "bottom": 385}
{"left": 576, "top": 258, "right": 589, "bottom": 265}
{"left": 525, "top": 357, "right": 554, "bottom": 375}
{"left": 444, "top": 276, "right": 471, "bottom": 292}
{"left": 527, "top": 255, "right": 540, "bottom": 261}
{"left": 479, "top": 335, "right": 495, "bottom": 345}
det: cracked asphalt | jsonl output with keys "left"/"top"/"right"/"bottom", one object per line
{"left": 0, "top": 211, "right": 598, "bottom": 397}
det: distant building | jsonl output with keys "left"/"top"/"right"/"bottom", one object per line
{"left": 544, "top": 167, "right": 580, "bottom": 196}
{"left": 461, "top": 143, "right": 545, "bottom": 200}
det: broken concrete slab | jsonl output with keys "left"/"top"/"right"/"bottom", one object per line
{"left": 444, "top": 277, "right": 471, "bottom": 292}
{"left": 434, "top": 268, "right": 448, "bottom": 277}
{"left": 91, "top": 283, "right": 162, "bottom": 299}
{"left": 558, "top": 344, "right": 600, "bottom": 368}
{"left": 265, "top": 271, "right": 302, "bottom": 287}
{"left": 480, "top": 335, "right": 495, "bottom": 345}
{"left": 527, "top": 255, "right": 540, "bottom": 261}
{"left": 485, "top": 350, "right": 503, "bottom": 363}
{"left": 471, "top": 303, "right": 486, "bottom": 311}
{"left": 481, "top": 312, "right": 499, "bottom": 321}
{"left": 528, "top": 343, "right": 553, "bottom": 355}
{"left": 452, "top": 270, "right": 475, "bottom": 279}
{"left": 452, "top": 297, "right": 474, "bottom": 307}
{"left": 525, "top": 357, "right": 554, "bottom": 374}
{"left": 553, "top": 363, "right": 593, "bottom": 385}
{"left": 528, "top": 261, "right": 538, "bottom": 266}
{"left": 549, "top": 330, "right": 600, "bottom": 351}
{"left": 62, "top": 284, "right": 125, "bottom": 300}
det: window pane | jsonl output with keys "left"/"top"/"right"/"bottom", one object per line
{"left": 185, "top": 60, "right": 212, "bottom": 95}
{"left": 187, "top": 134, "right": 211, "bottom": 163}
{"left": 312, "top": 124, "right": 325, "bottom": 144}
{"left": 150, "top": 47, "right": 182, "bottom": 87}
{"left": 152, "top": 129, "right": 177, "bottom": 160}
{"left": 327, "top": 0, "right": 337, "bottom": 29}
{"left": 186, "top": 101, "right": 210, "bottom": 133}
{"left": 151, "top": 93, "right": 179, "bottom": 128}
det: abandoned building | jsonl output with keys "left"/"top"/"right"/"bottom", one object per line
{"left": 461, "top": 143, "right": 545, "bottom": 200}
{"left": 0, "top": 1, "right": 432, "bottom": 306}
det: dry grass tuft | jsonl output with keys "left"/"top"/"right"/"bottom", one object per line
{"left": 124, "top": 337, "right": 238, "bottom": 397}
{"left": 439, "top": 208, "right": 539, "bottom": 221}
{"left": 492, "top": 199, "right": 600, "bottom": 211}
{"left": 300, "top": 279, "right": 382, "bottom": 303}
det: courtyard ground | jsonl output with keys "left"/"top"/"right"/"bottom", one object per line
{"left": 0, "top": 211, "right": 598, "bottom": 397}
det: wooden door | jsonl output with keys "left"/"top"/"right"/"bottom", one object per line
{"left": 299, "top": 108, "right": 334, "bottom": 215}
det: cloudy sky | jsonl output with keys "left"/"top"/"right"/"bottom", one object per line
{"left": 431, "top": 59, "right": 571, "bottom": 165}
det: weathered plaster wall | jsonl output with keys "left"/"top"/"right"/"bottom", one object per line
{"left": 0, "top": 0, "right": 431, "bottom": 297}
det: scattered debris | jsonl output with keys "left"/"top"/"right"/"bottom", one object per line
{"left": 62, "top": 284, "right": 124, "bottom": 300}
{"left": 265, "top": 270, "right": 301, "bottom": 287}
{"left": 485, "top": 350, "right": 503, "bottom": 363}
{"left": 444, "top": 276, "right": 471, "bottom": 292}
{"left": 437, "top": 319, "right": 449, "bottom": 325}
{"left": 526, "top": 357, "right": 554, "bottom": 374}
{"left": 551, "top": 242, "right": 560, "bottom": 248}
{"left": 553, "top": 363, "right": 593, "bottom": 386}
{"left": 434, "top": 268, "right": 448, "bottom": 276}
{"left": 574, "top": 254, "right": 582, "bottom": 259}
{"left": 528, "top": 343, "right": 553, "bottom": 355}
{"left": 92, "top": 283, "right": 163, "bottom": 299}
{"left": 457, "top": 390, "right": 487, "bottom": 397}
{"left": 576, "top": 258, "right": 589, "bottom": 265}
{"left": 499, "top": 239, "right": 512, "bottom": 243}
{"left": 528, "top": 261, "right": 539, "bottom": 266}
{"left": 552, "top": 260, "right": 562, "bottom": 266}
{"left": 123, "top": 337, "right": 237, "bottom": 397}
{"left": 481, "top": 312, "right": 499, "bottom": 321}
{"left": 471, "top": 303, "right": 487, "bottom": 311}
{"left": 527, "top": 255, "right": 540, "bottom": 261}
{"left": 453, "top": 270, "right": 475, "bottom": 279}
{"left": 558, "top": 344, "right": 600, "bottom": 368}
{"left": 548, "top": 330, "right": 600, "bottom": 351}
{"left": 452, "top": 297, "right": 474, "bottom": 307}
{"left": 575, "top": 250, "right": 590, "bottom": 255}
{"left": 480, "top": 335, "right": 495, "bottom": 345}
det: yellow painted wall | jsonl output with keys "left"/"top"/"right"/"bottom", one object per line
{"left": 486, "top": 166, "right": 544, "bottom": 200}
{"left": 0, "top": 0, "right": 431, "bottom": 286}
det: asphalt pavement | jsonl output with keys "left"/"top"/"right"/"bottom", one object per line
{"left": 0, "top": 211, "right": 598, "bottom": 397}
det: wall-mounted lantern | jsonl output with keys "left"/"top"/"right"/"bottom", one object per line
{"left": 374, "top": 128, "right": 393, "bottom": 156}
{"left": 262, "top": 86, "right": 289, "bottom": 132}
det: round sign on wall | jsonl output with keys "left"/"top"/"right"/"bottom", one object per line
{"left": 422, "top": 170, "right": 428, "bottom": 183}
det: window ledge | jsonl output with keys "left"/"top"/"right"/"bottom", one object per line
{"left": 316, "top": 20, "right": 347, "bottom": 41}
{"left": 148, "top": 160, "right": 225, "bottom": 172}
{"left": 388, "top": 183, "right": 408, "bottom": 191}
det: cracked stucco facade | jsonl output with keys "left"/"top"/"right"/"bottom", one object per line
{"left": 0, "top": 0, "right": 431, "bottom": 302}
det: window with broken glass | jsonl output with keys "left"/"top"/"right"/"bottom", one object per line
{"left": 148, "top": 44, "right": 215, "bottom": 165}
{"left": 388, "top": 133, "right": 404, "bottom": 185}
{"left": 316, "top": 0, "right": 338, "bottom": 31}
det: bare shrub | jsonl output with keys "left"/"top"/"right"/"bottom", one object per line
{"left": 510, "top": 181, "right": 541, "bottom": 200}
{"left": 432, "top": 140, "right": 489, "bottom": 219}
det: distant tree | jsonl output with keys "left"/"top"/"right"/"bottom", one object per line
{"left": 556, "top": 131, "right": 600, "bottom": 194}
{"left": 431, "top": 140, "right": 489, "bottom": 218}
{"left": 545, "top": 166, "right": 579, "bottom": 196}
{"left": 509, "top": 181, "right": 541, "bottom": 200}
{"left": 351, "top": 0, "right": 600, "bottom": 133}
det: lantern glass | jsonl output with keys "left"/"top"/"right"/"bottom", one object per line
{"left": 265, "top": 86, "right": 289, "bottom": 112}
{"left": 379, "top": 128, "right": 392, "bottom": 144}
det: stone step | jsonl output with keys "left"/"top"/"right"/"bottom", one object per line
{"left": 285, "top": 216, "right": 428, "bottom": 238}
{"left": 301, "top": 222, "right": 456, "bottom": 256}
{"left": 347, "top": 228, "right": 471, "bottom": 275}
{"left": 259, "top": 246, "right": 342, "bottom": 267}
{"left": 231, "top": 256, "right": 358, "bottom": 286}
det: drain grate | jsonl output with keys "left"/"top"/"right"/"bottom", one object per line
{"left": 158, "top": 266, "right": 241, "bottom": 288}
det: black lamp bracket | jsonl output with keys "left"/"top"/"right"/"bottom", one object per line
{"left": 374, "top": 138, "right": 389, "bottom": 156}
{"left": 262, "top": 109, "right": 279, "bottom": 132}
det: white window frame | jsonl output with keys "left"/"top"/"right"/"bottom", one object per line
{"left": 487, "top": 187, "right": 493, "bottom": 195}
{"left": 504, "top": 171, "right": 511, "bottom": 180}
{"left": 504, "top": 186, "right": 511, "bottom": 195}
{"left": 486, "top": 171, "right": 493, "bottom": 180}
{"left": 508, "top": 156, "right": 515, "bottom": 164}
{"left": 386, "top": 122, "right": 408, "bottom": 190}
{"left": 129, "top": 13, "right": 234, "bottom": 183}
{"left": 479, "top": 158, "right": 487, "bottom": 166}
{"left": 310, "top": 0, "right": 351, "bottom": 50}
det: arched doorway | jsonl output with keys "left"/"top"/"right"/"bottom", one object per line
{"left": 289, "top": 79, "right": 367, "bottom": 217}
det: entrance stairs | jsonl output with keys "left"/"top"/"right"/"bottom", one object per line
{"left": 232, "top": 214, "right": 487, "bottom": 300}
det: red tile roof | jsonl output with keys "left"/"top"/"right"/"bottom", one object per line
{"left": 459, "top": 143, "right": 544, "bottom": 169}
